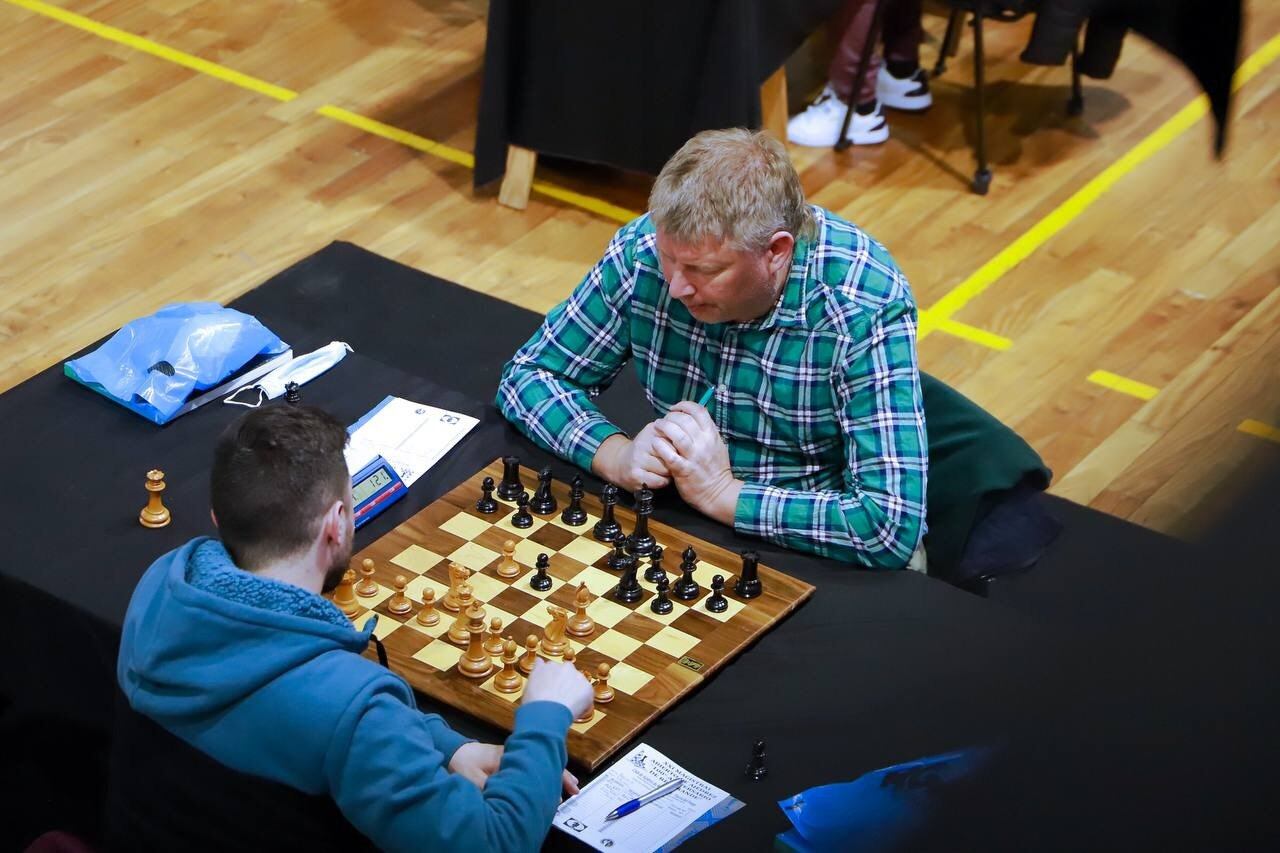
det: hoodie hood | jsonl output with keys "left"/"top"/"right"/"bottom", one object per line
{"left": 118, "top": 537, "right": 374, "bottom": 725}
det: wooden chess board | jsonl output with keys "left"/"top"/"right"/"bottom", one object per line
{"left": 331, "top": 458, "right": 815, "bottom": 770}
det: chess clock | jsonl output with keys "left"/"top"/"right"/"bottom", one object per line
{"left": 351, "top": 454, "right": 407, "bottom": 529}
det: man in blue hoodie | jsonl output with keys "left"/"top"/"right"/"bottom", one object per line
{"left": 117, "top": 404, "right": 594, "bottom": 852}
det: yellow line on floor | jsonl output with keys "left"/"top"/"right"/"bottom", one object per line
{"left": 932, "top": 318, "right": 1012, "bottom": 350}
{"left": 4, "top": 0, "right": 297, "bottom": 102}
{"left": 919, "top": 31, "right": 1280, "bottom": 340}
{"left": 1238, "top": 419, "right": 1280, "bottom": 444}
{"left": 317, "top": 106, "right": 475, "bottom": 168}
{"left": 1087, "top": 370, "right": 1159, "bottom": 400}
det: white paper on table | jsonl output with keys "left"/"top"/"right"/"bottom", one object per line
{"left": 343, "top": 396, "right": 478, "bottom": 487}
{"left": 553, "top": 743, "right": 743, "bottom": 853}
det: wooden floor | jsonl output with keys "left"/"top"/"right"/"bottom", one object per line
{"left": 1, "top": 0, "right": 1277, "bottom": 539}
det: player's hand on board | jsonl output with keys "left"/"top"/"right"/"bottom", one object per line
{"left": 449, "top": 741, "right": 580, "bottom": 796}
{"left": 592, "top": 427, "right": 672, "bottom": 491}
{"left": 652, "top": 402, "right": 742, "bottom": 525}
{"left": 522, "top": 658, "right": 594, "bottom": 720}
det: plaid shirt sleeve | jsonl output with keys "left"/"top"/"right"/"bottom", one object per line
{"left": 734, "top": 299, "right": 928, "bottom": 569}
{"left": 495, "top": 224, "right": 638, "bottom": 471}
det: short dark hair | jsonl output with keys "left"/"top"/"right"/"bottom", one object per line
{"left": 211, "top": 404, "right": 349, "bottom": 569}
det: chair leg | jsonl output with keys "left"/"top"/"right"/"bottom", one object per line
{"left": 1067, "top": 34, "right": 1084, "bottom": 116}
{"left": 835, "top": 0, "right": 889, "bottom": 151}
{"left": 970, "top": 5, "right": 991, "bottom": 195}
{"left": 933, "top": 7, "right": 964, "bottom": 77}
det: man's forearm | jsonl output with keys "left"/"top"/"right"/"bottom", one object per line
{"left": 590, "top": 434, "right": 630, "bottom": 485}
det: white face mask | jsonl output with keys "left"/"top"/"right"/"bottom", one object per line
{"left": 225, "top": 341, "right": 352, "bottom": 408}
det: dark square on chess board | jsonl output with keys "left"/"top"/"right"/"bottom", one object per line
{"left": 330, "top": 458, "right": 815, "bottom": 770}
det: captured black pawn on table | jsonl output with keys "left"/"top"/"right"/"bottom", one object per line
{"left": 674, "top": 546, "right": 700, "bottom": 600}
{"left": 511, "top": 491, "right": 534, "bottom": 528}
{"left": 476, "top": 476, "right": 498, "bottom": 513}
{"left": 734, "top": 550, "right": 762, "bottom": 598}
{"left": 745, "top": 739, "right": 767, "bottom": 780}
{"left": 593, "top": 483, "right": 622, "bottom": 542}
{"left": 530, "top": 466, "right": 557, "bottom": 515}
{"left": 497, "top": 455, "right": 523, "bottom": 501}
{"left": 284, "top": 381, "right": 301, "bottom": 405}
{"left": 650, "top": 575, "right": 673, "bottom": 615}
{"left": 560, "top": 475, "right": 587, "bottom": 526}
{"left": 530, "top": 553, "right": 553, "bottom": 591}
{"left": 705, "top": 574, "right": 728, "bottom": 612}
{"left": 644, "top": 545, "right": 666, "bottom": 584}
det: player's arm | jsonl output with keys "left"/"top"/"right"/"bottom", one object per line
{"left": 325, "top": 682, "right": 578, "bottom": 853}
{"left": 734, "top": 300, "right": 927, "bottom": 568}
{"left": 495, "top": 222, "right": 641, "bottom": 473}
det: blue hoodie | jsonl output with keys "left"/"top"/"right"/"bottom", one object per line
{"left": 118, "top": 537, "right": 574, "bottom": 853}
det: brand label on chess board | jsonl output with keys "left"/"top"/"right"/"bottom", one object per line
{"left": 677, "top": 655, "right": 705, "bottom": 672}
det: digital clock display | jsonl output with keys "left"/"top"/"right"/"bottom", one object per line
{"left": 353, "top": 466, "right": 394, "bottom": 505}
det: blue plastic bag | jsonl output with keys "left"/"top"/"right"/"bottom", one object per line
{"left": 65, "top": 303, "right": 288, "bottom": 424}
{"left": 776, "top": 747, "right": 992, "bottom": 852}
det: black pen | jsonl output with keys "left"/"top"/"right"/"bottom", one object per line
{"left": 604, "top": 778, "right": 684, "bottom": 820}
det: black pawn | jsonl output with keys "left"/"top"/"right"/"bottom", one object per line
{"left": 649, "top": 576, "right": 673, "bottom": 615}
{"left": 593, "top": 483, "right": 622, "bottom": 542}
{"left": 673, "top": 546, "right": 699, "bottom": 601}
{"left": 511, "top": 491, "right": 533, "bottom": 528}
{"left": 628, "top": 487, "right": 656, "bottom": 557}
{"left": 497, "top": 456, "right": 523, "bottom": 501}
{"left": 705, "top": 574, "right": 728, "bottom": 613}
{"left": 613, "top": 554, "right": 643, "bottom": 604}
{"left": 745, "top": 739, "right": 767, "bottom": 781}
{"left": 733, "top": 550, "right": 762, "bottom": 599}
{"left": 561, "top": 475, "right": 587, "bottom": 526}
{"left": 608, "top": 533, "right": 627, "bottom": 572}
{"left": 284, "top": 381, "right": 301, "bottom": 405}
{"left": 530, "top": 553, "right": 553, "bottom": 591}
{"left": 476, "top": 476, "right": 498, "bottom": 514}
{"left": 643, "top": 545, "right": 666, "bottom": 584}
{"left": 530, "top": 466, "right": 558, "bottom": 515}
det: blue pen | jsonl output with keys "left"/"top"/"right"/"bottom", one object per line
{"left": 604, "top": 778, "right": 683, "bottom": 820}
{"left": 697, "top": 385, "right": 717, "bottom": 408}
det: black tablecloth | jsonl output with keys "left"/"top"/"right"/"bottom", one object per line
{"left": 474, "top": 0, "right": 844, "bottom": 186}
{"left": 9, "top": 241, "right": 1263, "bottom": 851}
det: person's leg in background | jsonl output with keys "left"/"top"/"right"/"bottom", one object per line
{"left": 877, "top": 0, "right": 933, "bottom": 112}
{"left": 788, "top": 0, "right": 889, "bottom": 146}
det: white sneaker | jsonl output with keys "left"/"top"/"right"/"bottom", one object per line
{"left": 876, "top": 66, "right": 932, "bottom": 111}
{"left": 786, "top": 85, "right": 889, "bottom": 147}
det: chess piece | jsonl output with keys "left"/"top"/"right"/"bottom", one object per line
{"left": 628, "top": 487, "right": 656, "bottom": 557}
{"left": 511, "top": 491, "right": 534, "bottom": 528}
{"left": 561, "top": 475, "right": 587, "bottom": 526}
{"left": 484, "top": 617, "right": 505, "bottom": 656}
{"left": 387, "top": 575, "right": 413, "bottom": 615}
{"left": 564, "top": 646, "right": 594, "bottom": 723}
{"left": 608, "top": 533, "right": 627, "bottom": 572}
{"left": 613, "top": 553, "right": 643, "bottom": 604}
{"left": 139, "top": 469, "right": 171, "bottom": 528}
{"left": 497, "top": 456, "right": 523, "bottom": 501}
{"left": 333, "top": 569, "right": 359, "bottom": 618}
{"left": 745, "top": 739, "right": 768, "bottom": 780}
{"left": 458, "top": 605, "right": 494, "bottom": 679}
{"left": 593, "top": 663, "right": 615, "bottom": 704}
{"left": 476, "top": 476, "right": 498, "bottom": 514}
{"left": 593, "top": 483, "right": 622, "bottom": 542}
{"left": 644, "top": 545, "right": 666, "bottom": 584}
{"left": 494, "top": 639, "right": 523, "bottom": 693}
{"left": 674, "top": 546, "right": 700, "bottom": 600}
{"left": 734, "top": 550, "right": 763, "bottom": 599}
{"left": 447, "top": 585, "right": 475, "bottom": 645}
{"left": 497, "top": 540, "right": 520, "bottom": 578}
{"left": 415, "top": 588, "right": 439, "bottom": 626}
{"left": 650, "top": 575, "right": 674, "bottom": 615}
{"left": 356, "top": 558, "right": 379, "bottom": 597}
{"left": 518, "top": 634, "right": 539, "bottom": 676}
{"left": 284, "top": 381, "right": 301, "bottom": 405}
{"left": 567, "top": 583, "right": 595, "bottom": 637}
{"left": 530, "top": 554, "right": 553, "bottom": 591}
{"left": 540, "top": 606, "right": 569, "bottom": 657}
{"left": 442, "top": 562, "right": 470, "bottom": 612}
{"left": 705, "top": 574, "right": 728, "bottom": 613}
{"left": 530, "top": 466, "right": 558, "bottom": 515}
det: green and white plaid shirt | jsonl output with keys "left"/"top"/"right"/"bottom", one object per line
{"left": 497, "top": 207, "right": 927, "bottom": 568}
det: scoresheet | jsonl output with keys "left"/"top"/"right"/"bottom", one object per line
{"left": 345, "top": 395, "right": 478, "bottom": 486}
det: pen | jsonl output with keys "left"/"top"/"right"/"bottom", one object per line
{"left": 604, "top": 778, "right": 684, "bottom": 820}
{"left": 696, "top": 385, "right": 716, "bottom": 407}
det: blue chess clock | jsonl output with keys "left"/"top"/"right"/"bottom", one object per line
{"left": 351, "top": 455, "right": 406, "bottom": 529}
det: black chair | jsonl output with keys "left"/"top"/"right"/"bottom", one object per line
{"left": 837, "top": 0, "right": 1084, "bottom": 195}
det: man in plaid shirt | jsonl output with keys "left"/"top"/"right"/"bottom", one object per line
{"left": 497, "top": 129, "right": 927, "bottom": 569}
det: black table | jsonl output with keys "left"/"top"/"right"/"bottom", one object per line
{"left": 5, "top": 242, "right": 1240, "bottom": 851}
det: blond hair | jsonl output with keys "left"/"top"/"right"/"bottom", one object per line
{"left": 649, "top": 128, "right": 814, "bottom": 251}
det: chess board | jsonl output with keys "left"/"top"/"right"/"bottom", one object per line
{"left": 331, "top": 458, "right": 815, "bottom": 770}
